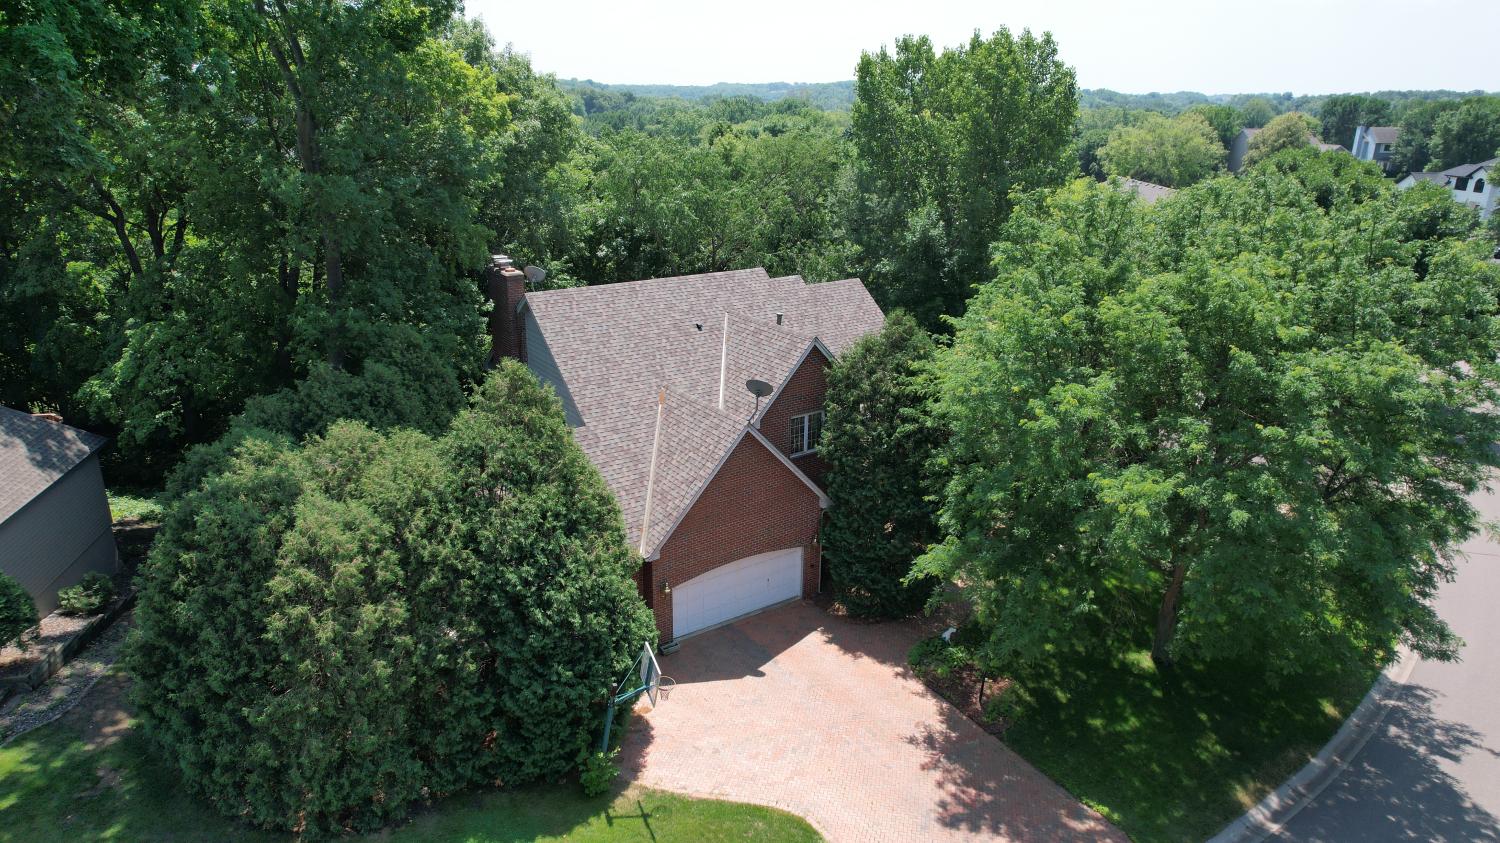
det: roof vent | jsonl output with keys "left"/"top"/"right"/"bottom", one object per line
{"left": 776, "top": 313, "right": 783, "bottom": 326}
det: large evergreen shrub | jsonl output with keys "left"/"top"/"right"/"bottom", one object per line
{"left": 821, "top": 310, "right": 943, "bottom": 617}
{"left": 128, "top": 362, "right": 654, "bottom": 837}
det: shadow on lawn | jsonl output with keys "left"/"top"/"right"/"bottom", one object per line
{"left": 1002, "top": 650, "right": 1381, "bottom": 843}
{"left": 1274, "top": 682, "right": 1500, "bottom": 842}
{"left": 0, "top": 723, "right": 279, "bottom": 843}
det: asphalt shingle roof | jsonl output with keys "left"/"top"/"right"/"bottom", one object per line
{"left": 523, "top": 268, "right": 883, "bottom": 556}
{"left": 1116, "top": 177, "right": 1177, "bottom": 204}
{"left": 1438, "top": 157, "right": 1497, "bottom": 178}
{"left": 0, "top": 406, "right": 107, "bottom": 524}
{"left": 1367, "top": 126, "right": 1400, "bottom": 144}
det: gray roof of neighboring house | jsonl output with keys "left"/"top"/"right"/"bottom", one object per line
{"left": 1116, "top": 177, "right": 1177, "bottom": 204}
{"left": 1400, "top": 170, "right": 1448, "bottom": 185}
{"left": 521, "top": 268, "right": 883, "bottom": 556}
{"left": 1366, "top": 126, "right": 1400, "bottom": 144}
{"left": 1438, "top": 157, "right": 1497, "bottom": 178}
{"left": 0, "top": 406, "right": 108, "bottom": 524}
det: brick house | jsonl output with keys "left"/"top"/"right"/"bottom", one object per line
{"left": 487, "top": 260, "right": 885, "bottom": 643}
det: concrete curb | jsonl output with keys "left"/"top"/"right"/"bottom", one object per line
{"left": 1206, "top": 647, "right": 1418, "bottom": 843}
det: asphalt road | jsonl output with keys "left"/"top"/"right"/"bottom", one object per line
{"left": 1274, "top": 487, "right": 1500, "bottom": 842}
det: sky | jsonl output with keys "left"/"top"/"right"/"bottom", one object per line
{"left": 462, "top": 0, "right": 1499, "bottom": 94}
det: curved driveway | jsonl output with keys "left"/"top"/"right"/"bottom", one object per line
{"left": 1275, "top": 487, "right": 1500, "bottom": 842}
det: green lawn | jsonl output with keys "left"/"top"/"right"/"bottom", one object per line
{"left": 0, "top": 684, "right": 818, "bottom": 843}
{"left": 105, "top": 490, "right": 163, "bottom": 524}
{"left": 1000, "top": 648, "right": 1378, "bottom": 843}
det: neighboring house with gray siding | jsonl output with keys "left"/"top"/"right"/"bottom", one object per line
{"left": 1351, "top": 125, "right": 1400, "bottom": 173}
{"left": 0, "top": 407, "right": 118, "bottom": 617}
{"left": 1229, "top": 126, "right": 1348, "bottom": 172}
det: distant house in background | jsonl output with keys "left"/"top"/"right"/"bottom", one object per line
{"left": 1114, "top": 177, "right": 1177, "bottom": 204}
{"left": 1228, "top": 127, "right": 1348, "bottom": 172}
{"left": 1397, "top": 157, "right": 1497, "bottom": 220}
{"left": 0, "top": 407, "right": 117, "bottom": 617}
{"left": 1351, "top": 125, "right": 1400, "bottom": 173}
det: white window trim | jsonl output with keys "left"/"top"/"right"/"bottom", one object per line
{"left": 790, "top": 410, "right": 824, "bottom": 458}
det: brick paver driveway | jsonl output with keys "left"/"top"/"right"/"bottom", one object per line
{"left": 619, "top": 601, "right": 1125, "bottom": 842}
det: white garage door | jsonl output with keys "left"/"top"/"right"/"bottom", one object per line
{"left": 672, "top": 547, "right": 803, "bottom": 639}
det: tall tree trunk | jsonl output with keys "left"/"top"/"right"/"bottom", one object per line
{"left": 259, "top": 0, "right": 345, "bottom": 369}
{"left": 1151, "top": 561, "right": 1188, "bottom": 669}
{"left": 89, "top": 179, "right": 143, "bottom": 277}
{"left": 273, "top": 253, "right": 299, "bottom": 382}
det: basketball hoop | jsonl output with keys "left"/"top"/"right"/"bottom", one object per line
{"left": 655, "top": 676, "right": 676, "bottom": 702}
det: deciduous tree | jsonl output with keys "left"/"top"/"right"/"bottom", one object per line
{"left": 918, "top": 155, "right": 1500, "bottom": 674}
{"left": 1243, "top": 112, "right": 1318, "bottom": 169}
{"left": 1099, "top": 112, "right": 1225, "bottom": 188}
{"left": 1182, "top": 103, "right": 1245, "bottom": 150}
{"left": 1428, "top": 96, "right": 1500, "bottom": 169}
{"left": 1317, "top": 94, "right": 1392, "bottom": 147}
{"left": 849, "top": 29, "right": 1078, "bottom": 328}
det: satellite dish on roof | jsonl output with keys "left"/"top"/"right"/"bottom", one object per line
{"left": 523, "top": 265, "right": 547, "bottom": 286}
{"left": 746, "top": 379, "right": 773, "bottom": 416}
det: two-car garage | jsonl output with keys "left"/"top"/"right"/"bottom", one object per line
{"left": 671, "top": 547, "right": 803, "bottom": 639}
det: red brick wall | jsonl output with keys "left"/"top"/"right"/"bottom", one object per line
{"left": 645, "top": 433, "right": 823, "bottom": 641}
{"left": 759, "top": 347, "right": 830, "bottom": 486}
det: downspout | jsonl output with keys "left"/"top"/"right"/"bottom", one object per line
{"left": 639, "top": 390, "right": 666, "bottom": 557}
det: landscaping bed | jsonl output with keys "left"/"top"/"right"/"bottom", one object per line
{"left": 0, "top": 586, "right": 134, "bottom": 703}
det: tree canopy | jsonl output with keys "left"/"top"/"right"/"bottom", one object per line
{"left": 1243, "top": 112, "right": 1320, "bottom": 169}
{"left": 849, "top": 29, "right": 1078, "bottom": 328}
{"left": 1238, "top": 97, "right": 1277, "bottom": 129}
{"left": 1427, "top": 96, "right": 1500, "bottom": 169}
{"left": 1099, "top": 112, "right": 1226, "bottom": 188}
{"left": 1182, "top": 103, "right": 1246, "bottom": 150}
{"left": 917, "top": 153, "right": 1500, "bottom": 674}
{"left": 1317, "top": 94, "right": 1392, "bottom": 147}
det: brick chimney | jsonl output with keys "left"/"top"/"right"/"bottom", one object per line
{"left": 486, "top": 254, "right": 527, "bottom": 367}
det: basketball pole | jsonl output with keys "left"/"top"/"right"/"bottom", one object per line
{"left": 599, "top": 643, "right": 656, "bottom": 752}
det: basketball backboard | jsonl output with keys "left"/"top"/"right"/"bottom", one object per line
{"left": 640, "top": 641, "right": 661, "bottom": 707}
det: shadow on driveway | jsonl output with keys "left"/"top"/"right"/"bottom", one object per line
{"left": 620, "top": 601, "right": 1124, "bottom": 842}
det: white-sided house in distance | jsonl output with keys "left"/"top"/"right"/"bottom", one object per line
{"left": 1397, "top": 157, "right": 1497, "bottom": 220}
{"left": 0, "top": 407, "right": 118, "bottom": 617}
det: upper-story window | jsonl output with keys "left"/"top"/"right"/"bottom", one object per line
{"left": 789, "top": 410, "right": 824, "bottom": 457}
{"left": 1475, "top": 178, "right": 1486, "bottom": 194}
{"left": 1455, "top": 176, "right": 1470, "bottom": 191}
